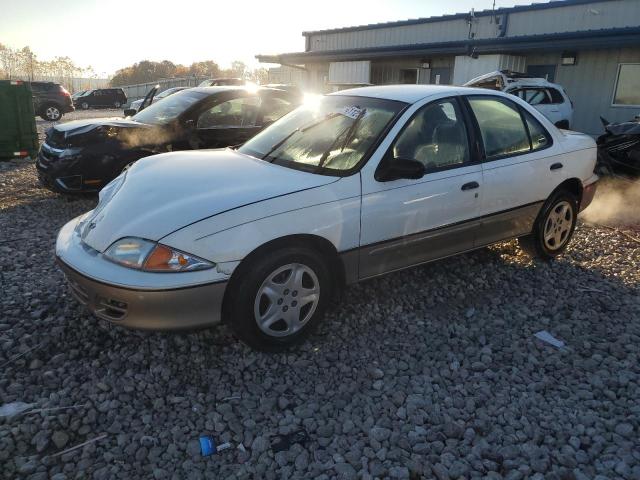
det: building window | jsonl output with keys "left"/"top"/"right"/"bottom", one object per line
{"left": 613, "top": 64, "right": 640, "bottom": 107}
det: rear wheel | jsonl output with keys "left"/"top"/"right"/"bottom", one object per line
{"left": 518, "top": 190, "right": 578, "bottom": 260}
{"left": 41, "top": 104, "right": 62, "bottom": 121}
{"left": 227, "top": 247, "right": 331, "bottom": 351}
{"left": 114, "top": 101, "right": 122, "bottom": 108}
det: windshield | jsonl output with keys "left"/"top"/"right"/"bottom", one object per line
{"left": 238, "top": 95, "right": 405, "bottom": 174}
{"left": 132, "top": 89, "right": 209, "bottom": 125}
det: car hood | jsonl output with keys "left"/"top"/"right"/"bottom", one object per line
{"left": 52, "top": 117, "right": 151, "bottom": 136}
{"left": 79, "top": 149, "right": 338, "bottom": 252}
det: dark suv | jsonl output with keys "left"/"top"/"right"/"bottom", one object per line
{"left": 76, "top": 88, "right": 127, "bottom": 109}
{"left": 31, "top": 82, "right": 75, "bottom": 121}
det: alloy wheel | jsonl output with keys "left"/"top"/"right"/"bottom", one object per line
{"left": 253, "top": 263, "right": 320, "bottom": 337}
{"left": 543, "top": 200, "right": 573, "bottom": 250}
{"left": 46, "top": 107, "right": 60, "bottom": 121}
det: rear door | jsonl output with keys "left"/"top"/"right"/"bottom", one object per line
{"left": 359, "top": 96, "right": 483, "bottom": 278}
{"left": 465, "top": 95, "right": 561, "bottom": 245}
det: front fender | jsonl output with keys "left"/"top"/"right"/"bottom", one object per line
{"left": 160, "top": 175, "right": 362, "bottom": 270}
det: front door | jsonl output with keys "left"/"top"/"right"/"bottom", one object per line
{"left": 430, "top": 68, "right": 451, "bottom": 85}
{"left": 359, "top": 97, "right": 483, "bottom": 279}
{"left": 193, "top": 95, "right": 262, "bottom": 148}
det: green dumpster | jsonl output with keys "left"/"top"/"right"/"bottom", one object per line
{"left": 0, "top": 80, "right": 39, "bottom": 159}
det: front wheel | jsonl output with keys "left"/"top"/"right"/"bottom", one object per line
{"left": 81, "top": 102, "right": 89, "bottom": 110}
{"left": 227, "top": 247, "right": 332, "bottom": 351}
{"left": 519, "top": 191, "right": 578, "bottom": 260}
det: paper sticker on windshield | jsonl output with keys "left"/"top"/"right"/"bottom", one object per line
{"left": 340, "top": 106, "right": 365, "bottom": 119}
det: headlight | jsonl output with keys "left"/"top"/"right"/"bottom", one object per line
{"left": 104, "top": 237, "right": 214, "bottom": 272}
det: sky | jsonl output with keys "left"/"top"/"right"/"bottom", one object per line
{"left": 1, "top": 0, "right": 539, "bottom": 77}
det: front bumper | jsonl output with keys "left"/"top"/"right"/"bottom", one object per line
{"left": 36, "top": 144, "right": 98, "bottom": 193}
{"left": 56, "top": 217, "right": 228, "bottom": 330}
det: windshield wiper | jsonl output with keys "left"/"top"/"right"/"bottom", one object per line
{"left": 261, "top": 113, "right": 341, "bottom": 162}
{"left": 317, "top": 109, "right": 366, "bottom": 169}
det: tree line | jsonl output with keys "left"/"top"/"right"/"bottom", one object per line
{"left": 109, "top": 59, "right": 268, "bottom": 86}
{"left": 0, "top": 44, "right": 270, "bottom": 89}
{"left": 0, "top": 44, "right": 96, "bottom": 85}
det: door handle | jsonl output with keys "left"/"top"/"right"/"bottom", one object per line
{"left": 550, "top": 162, "right": 563, "bottom": 171}
{"left": 461, "top": 181, "right": 480, "bottom": 191}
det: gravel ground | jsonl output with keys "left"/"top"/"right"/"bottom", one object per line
{"left": 1, "top": 128, "right": 639, "bottom": 479}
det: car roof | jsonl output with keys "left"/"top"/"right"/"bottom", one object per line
{"left": 187, "top": 86, "right": 294, "bottom": 95}
{"left": 330, "top": 85, "right": 496, "bottom": 104}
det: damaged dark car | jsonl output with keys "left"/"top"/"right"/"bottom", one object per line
{"left": 36, "top": 87, "right": 300, "bottom": 193}
{"left": 597, "top": 116, "right": 640, "bottom": 178}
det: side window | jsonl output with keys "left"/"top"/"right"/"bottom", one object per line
{"left": 523, "top": 110, "right": 551, "bottom": 151}
{"left": 547, "top": 88, "right": 564, "bottom": 104}
{"left": 468, "top": 97, "right": 530, "bottom": 159}
{"left": 197, "top": 96, "right": 260, "bottom": 128}
{"left": 261, "top": 96, "right": 295, "bottom": 124}
{"left": 392, "top": 98, "right": 470, "bottom": 171}
{"left": 516, "top": 88, "right": 551, "bottom": 105}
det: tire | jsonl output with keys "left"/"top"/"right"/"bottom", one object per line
{"left": 81, "top": 102, "right": 89, "bottom": 110}
{"left": 41, "top": 104, "right": 62, "bottom": 121}
{"left": 518, "top": 190, "right": 578, "bottom": 260}
{"left": 555, "top": 120, "right": 570, "bottom": 130}
{"left": 227, "top": 247, "right": 332, "bottom": 351}
{"left": 114, "top": 101, "right": 121, "bottom": 108}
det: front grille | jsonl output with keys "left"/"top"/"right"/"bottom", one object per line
{"left": 46, "top": 130, "right": 67, "bottom": 149}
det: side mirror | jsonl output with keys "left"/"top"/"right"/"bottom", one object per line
{"left": 123, "top": 108, "right": 137, "bottom": 117}
{"left": 376, "top": 157, "right": 425, "bottom": 182}
{"left": 184, "top": 119, "right": 196, "bottom": 130}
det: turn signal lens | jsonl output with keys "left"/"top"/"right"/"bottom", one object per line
{"left": 104, "top": 237, "right": 214, "bottom": 272}
{"left": 143, "top": 244, "right": 214, "bottom": 272}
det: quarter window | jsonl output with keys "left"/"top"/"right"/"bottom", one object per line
{"left": 468, "top": 97, "right": 531, "bottom": 159}
{"left": 548, "top": 88, "right": 564, "bottom": 104}
{"left": 392, "top": 98, "right": 470, "bottom": 171}
{"left": 197, "top": 96, "right": 260, "bottom": 128}
{"left": 613, "top": 64, "right": 640, "bottom": 106}
{"left": 523, "top": 111, "right": 551, "bottom": 151}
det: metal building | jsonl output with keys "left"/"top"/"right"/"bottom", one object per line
{"left": 257, "top": 0, "right": 640, "bottom": 135}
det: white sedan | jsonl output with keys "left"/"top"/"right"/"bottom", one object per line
{"left": 56, "top": 85, "right": 598, "bottom": 351}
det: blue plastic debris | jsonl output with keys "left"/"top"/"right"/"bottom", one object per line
{"left": 199, "top": 436, "right": 231, "bottom": 456}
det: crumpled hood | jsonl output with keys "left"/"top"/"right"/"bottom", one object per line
{"left": 80, "top": 149, "right": 337, "bottom": 252}
{"left": 52, "top": 117, "right": 151, "bottom": 136}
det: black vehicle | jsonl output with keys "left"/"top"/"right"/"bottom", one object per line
{"left": 198, "top": 78, "right": 245, "bottom": 87}
{"left": 597, "top": 116, "right": 640, "bottom": 177}
{"left": 36, "top": 87, "right": 300, "bottom": 193}
{"left": 76, "top": 88, "right": 128, "bottom": 109}
{"left": 31, "top": 81, "right": 75, "bottom": 121}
